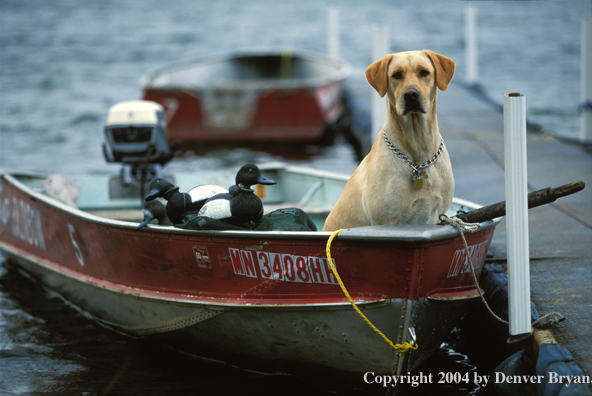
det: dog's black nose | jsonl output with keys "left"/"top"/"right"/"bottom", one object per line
{"left": 402, "top": 87, "right": 425, "bottom": 115}
{"left": 404, "top": 88, "right": 420, "bottom": 100}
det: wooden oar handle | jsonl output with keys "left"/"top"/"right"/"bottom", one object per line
{"left": 460, "top": 181, "right": 586, "bottom": 224}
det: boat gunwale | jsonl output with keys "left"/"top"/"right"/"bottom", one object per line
{"left": 1, "top": 172, "right": 501, "bottom": 244}
{"left": 140, "top": 48, "right": 353, "bottom": 91}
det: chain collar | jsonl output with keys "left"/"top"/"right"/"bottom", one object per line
{"left": 382, "top": 131, "right": 444, "bottom": 173}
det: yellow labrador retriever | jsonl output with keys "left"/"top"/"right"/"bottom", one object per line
{"left": 323, "top": 50, "right": 455, "bottom": 231}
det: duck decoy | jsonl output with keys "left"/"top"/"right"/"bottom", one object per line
{"left": 198, "top": 164, "right": 276, "bottom": 228}
{"left": 137, "top": 200, "right": 173, "bottom": 229}
{"left": 144, "top": 178, "right": 228, "bottom": 224}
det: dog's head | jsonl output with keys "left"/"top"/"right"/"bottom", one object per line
{"left": 365, "top": 50, "right": 455, "bottom": 117}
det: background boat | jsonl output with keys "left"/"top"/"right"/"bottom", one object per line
{"left": 141, "top": 49, "right": 352, "bottom": 146}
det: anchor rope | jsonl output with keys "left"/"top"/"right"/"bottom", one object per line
{"left": 438, "top": 215, "right": 507, "bottom": 324}
{"left": 325, "top": 229, "right": 418, "bottom": 356}
{"left": 438, "top": 214, "right": 564, "bottom": 344}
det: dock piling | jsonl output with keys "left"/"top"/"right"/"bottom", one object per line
{"left": 327, "top": 4, "right": 340, "bottom": 59}
{"left": 581, "top": 18, "right": 592, "bottom": 142}
{"left": 371, "top": 24, "right": 390, "bottom": 145}
{"left": 503, "top": 93, "right": 532, "bottom": 338}
{"left": 465, "top": 3, "right": 478, "bottom": 86}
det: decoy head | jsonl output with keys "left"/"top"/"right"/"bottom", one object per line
{"left": 235, "top": 164, "right": 276, "bottom": 190}
{"left": 137, "top": 199, "right": 171, "bottom": 229}
{"left": 145, "top": 178, "right": 179, "bottom": 201}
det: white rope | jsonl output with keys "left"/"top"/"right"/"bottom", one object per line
{"left": 438, "top": 215, "right": 507, "bottom": 324}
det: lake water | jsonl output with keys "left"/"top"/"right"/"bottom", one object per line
{"left": 1, "top": 1, "right": 590, "bottom": 394}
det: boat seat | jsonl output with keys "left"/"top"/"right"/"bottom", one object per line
{"left": 86, "top": 209, "right": 144, "bottom": 222}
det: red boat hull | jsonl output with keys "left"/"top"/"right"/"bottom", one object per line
{"left": 0, "top": 176, "right": 494, "bottom": 306}
{"left": 142, "top": 84, "right": 344, "bottom": 144}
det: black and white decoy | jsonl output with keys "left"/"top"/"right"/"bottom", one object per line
{"left": 144, "top": 178, "right": 228, "bottom": 224}
{"left": 198, "top": 164, "right": 276, "bottom": 228}
{"left": 137, "top": 200, "right": 173, "bottom": 229}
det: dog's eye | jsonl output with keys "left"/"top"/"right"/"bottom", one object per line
{"left": 392, "top": 71, "right": 403, "bottom": 80}
{"left": 419, "top": 70, "right": 430, "bottom": 77}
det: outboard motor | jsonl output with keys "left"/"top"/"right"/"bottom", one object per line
{"left": 103, "top": 100, "right": 176, "bottom": 194}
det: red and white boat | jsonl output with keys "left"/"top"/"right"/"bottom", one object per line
{"left": 140, "top": 49, "right": 352, "bottom": 145}
{"left": 0, "top": 162, "right": 500, "bottom": 376}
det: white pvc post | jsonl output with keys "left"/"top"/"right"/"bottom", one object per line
{"left": 503, "top": 93, "right": 532, "bottom": 337}
{"left": 327, "top": 4, "right": 340, "bottom": 59}
{"left": 581, "top": 19, "right": 592, "bottom": 142}
{"left": 465, "top": 3, "right": 478, "bottom": 85}
{"left": 371, "top": 24, "right": 390, "bottom": 142}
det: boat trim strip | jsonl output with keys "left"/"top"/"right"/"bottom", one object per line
{"left": 0, "top": 241, "right": 389, "bottom": 309}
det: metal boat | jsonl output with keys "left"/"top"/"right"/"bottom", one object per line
{"left": 141, "top": 49, "right": 352, "bottom": 144}
{"left": 0, "top": 162, "right": 500, "bottom": 375}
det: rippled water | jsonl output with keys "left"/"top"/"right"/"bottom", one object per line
{"left": 1, "top": 0, "right": 589, "bottom": 175}
{"left": 1, "top": 1, "right": 590, "bottom": 394}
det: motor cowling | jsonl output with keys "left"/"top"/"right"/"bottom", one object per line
{"left": 102, "top": 100, "right": 173, "bottom": 166}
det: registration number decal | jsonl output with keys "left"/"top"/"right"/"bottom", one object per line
{"left": 2, "top": 197, "right": 46, "bottom": 251}
{"left": 229, "top": 248, "right": 338, "bottom": 285}
{"left": 447, "top": 241, "right": 488, "bottom": 278}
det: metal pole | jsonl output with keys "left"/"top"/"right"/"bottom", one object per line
{"left": 503, "top": 93, "right": 532, "bottom": 337}
{"left": 581, "top": 19, "right": 592, "bottom": 142}
{"left": 371, "top": 24, "right": 389, "bottom": 142}
{"left": 465, "top": 3, "right": 478, "bottom": 85}
{"left": 327, "top": 4, "right": 340, "bottom": 59}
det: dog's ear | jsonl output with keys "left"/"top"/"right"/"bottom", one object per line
{"left": 365, "top": 54, "right": 394, "bottom": 98}
{"left": 424, "top": 51, "right": 455, "bottom": 91}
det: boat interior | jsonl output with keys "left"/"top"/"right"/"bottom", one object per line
{"left": 144, "top": 52, "right": 350, "bottom": 89}
{"left": 12, "top": 163, "right": 472, "bottom": 232}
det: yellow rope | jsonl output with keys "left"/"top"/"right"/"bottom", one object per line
{"left": 325, "top": 229, "right": 418, "bottom": 356}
